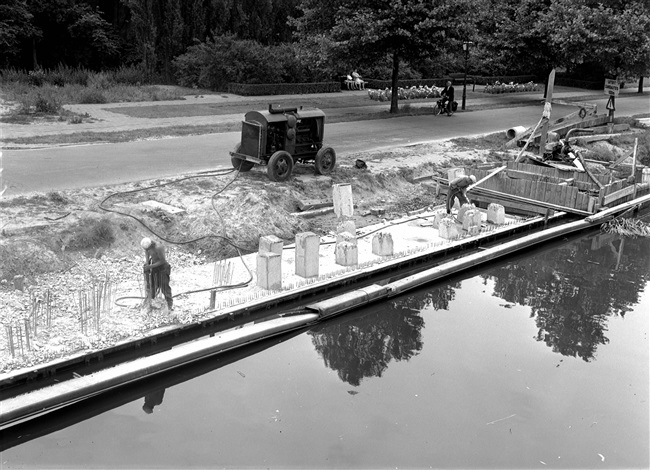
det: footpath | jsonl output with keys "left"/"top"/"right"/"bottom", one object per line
{"left": 2, "top": 85, "right": 648, "bottom": 144}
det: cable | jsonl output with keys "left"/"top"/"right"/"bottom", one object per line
{"left": 98, "top": 167, "right": 256, "bottom": 302}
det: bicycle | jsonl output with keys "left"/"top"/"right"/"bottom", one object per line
{"left": 433, "top": 98, "right": 457, "bottom": 116}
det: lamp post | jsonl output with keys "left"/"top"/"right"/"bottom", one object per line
{"left": 461, "top": 41, "right": 473, "bottom": 110}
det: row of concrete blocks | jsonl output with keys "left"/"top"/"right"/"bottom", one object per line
{"left": 433, "top": 202, "right": 507, "bottom": 239}
{"left": 256, "top": 229, "right": 395, "bottom": 290}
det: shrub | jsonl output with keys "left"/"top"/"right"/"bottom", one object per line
{"left": 34, "top": 93, "right": 60, "bottom": 114}
{"left": 78, "top": 88, "right": 107, "bottom": 104}
{"left": 87, "top": 72, "right": 114, "bottom": 89}
{"left": 65, "top": 217, "right": 115, "bottom": 250}
{"left": 28, "top": 69, "right": 46, "bottom": 86}
{"left": 111, "top": 64, "right": 147, "bottom": 85}
{"left": 173, "top": 34, "right": 287, "bottom": 90}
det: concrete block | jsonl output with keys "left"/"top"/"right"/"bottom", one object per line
{"left": 463, "top": 209, "right": 476, "bottom": 232}
{"left": 372, "top": 232, "right": 394, "bottom": 256}
{"left": 335, "top": 242, "right": 358, "bottom": 266}
{"left": 295, "top": 232, "right": 320, "bottom": 278}
{"left": 457, "top": 203, "right": 475, "bottom": 223}
{"left": 337, "top": 219, "right": 356, "bottom": 235}
{"left": 333, "top": 183, "right": 354, "bottom": 218}
{"left": 439, "top": 218, "right": 459, "bottom": 240}
{"left": 259, "top": 235, "right": 283, "bottom": 255}
{"left": 336, "top": 231, "right": 357, "bottom": 246}
{"left": 432, "top": 209, "right": 447, "bottom": 229}
{"left": 487, "top": 203, "right": 506, "bottom": 224}
{"left": 643, "top": 168, "right": 650, "bottom": 185}
{"left": 256, "top": 252, "right": 282, "bottom": 290}
{"left": 447, "top": 167, "right": 465, "bottom": 182}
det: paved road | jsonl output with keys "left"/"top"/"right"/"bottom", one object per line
{"left": 2, "top": 94, "right": 648, "bottom": 196}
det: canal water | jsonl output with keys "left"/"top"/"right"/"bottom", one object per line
{"left": 2, "top": 227, "right": 649, "bottom": 469}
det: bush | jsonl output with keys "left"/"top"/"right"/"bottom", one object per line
{"left": 34, "top": 93, "right": 60, "bottom": 114}
{"left": 79, "top": 88, "right": 107, "bottom": 104}
{"left": 228, "top": 81, "right": 340, "bottom": 96}
{"left": 28, "top": 69, "right": 46, "bottom": 86}
{"left": 173, "top": 34, "right": 297, "bottom": 91}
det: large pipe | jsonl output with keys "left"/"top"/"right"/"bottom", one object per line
{"left": 506, "top": 125, "right": 527, "bottom": 140}
{"left": 0, "top": 314, "right": 318, "bottom": 427}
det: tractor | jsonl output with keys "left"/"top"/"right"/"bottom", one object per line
{"left": 229, "top": 104, "right": 336, "bottom": 182}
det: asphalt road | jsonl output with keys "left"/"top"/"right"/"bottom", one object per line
{"left": 2, "top": 95, "right": 648, "bottom": 196}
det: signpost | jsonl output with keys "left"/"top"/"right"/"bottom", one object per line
{"left": 604, "top": 78, "right": 619, "bottom": 133}
{"left": 538, "top": 68, "right": 555, "bottom": 157}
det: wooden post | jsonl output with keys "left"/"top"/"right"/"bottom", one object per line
{"left": 632, "top": 138, "right": 638, "bottom": 199}
{"left": 539, "top": 68, "right": 556, "bottom": 157}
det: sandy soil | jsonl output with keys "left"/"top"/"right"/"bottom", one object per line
{"left": 0, "top": 132, "right": 644, "bottom": 374}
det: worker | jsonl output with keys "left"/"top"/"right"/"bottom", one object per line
{"left": 446, "top": 174, "right": 476, "bottom": 214}
{"left": 141, "top": 237, "right": 173, "bottom": 310}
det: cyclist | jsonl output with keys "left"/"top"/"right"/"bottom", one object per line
{"left": 440, "top": 80, "right": 455, "bottom": 116}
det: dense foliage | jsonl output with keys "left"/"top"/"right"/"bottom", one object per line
{"left": 1, "top": 0, "right": 648, "bottom": 99}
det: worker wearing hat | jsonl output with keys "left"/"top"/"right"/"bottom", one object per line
{"left": 141, "top": 237, "right": 173, "bottom": 310}
{"left": 446, "top": 174, "right": 476, "bottom": 214}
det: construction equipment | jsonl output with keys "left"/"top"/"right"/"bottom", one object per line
{"left": 229, "top": 104, "right": 336, "bottom": 182}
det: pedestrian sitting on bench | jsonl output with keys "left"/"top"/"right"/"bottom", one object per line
{"left": 351, "top": 70, "right": 365, "bottom": 90}
{"left": 446, "top": 174, "right": 476, "bottom": 214}
{"left": 141, "top": 237, "right": 173, "bottom": 310}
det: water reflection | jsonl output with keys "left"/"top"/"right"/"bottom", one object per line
{"left": 142, "top": 388, "right": 166, "bottom": 414}
{"left": 310, "top": 230, "right": 650, "bottom": 388}
{"left": 484, "top": 231, "right": 650, "bottom": 361}
{"left": 309, "top": 284, "right": 459, "bottom": 386}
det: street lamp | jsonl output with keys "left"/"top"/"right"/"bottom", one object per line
{"left": 461, "top": 41, "right": 473, "bottom": 111}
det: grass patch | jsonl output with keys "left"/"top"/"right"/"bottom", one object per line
{"left": 62, "top": 217, "right": 115, "bottom": 251}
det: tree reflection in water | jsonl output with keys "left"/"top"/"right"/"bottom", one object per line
{"left": 484, "top": 232, "right": 650, "bottom": 362}
{"left": 309, "top": 285, "right": 457, "bottom": 386}
{"left": 309, "top": 230, "right": 650, "bottom": 384}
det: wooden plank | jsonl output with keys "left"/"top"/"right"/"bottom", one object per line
{"left": 297, "top": 199, "right": 333, "bottom": 211}
{"left": 568, "top": 186, "right": 578, "bottom": 209}
{"left": 559, "top": 185, "right": 568, "bottom": 207}
{"left": 473, "top": 186, "right": 591, "bottom": 216}
{"left": 603, "top": 185, "right": 636, "bottom": 206}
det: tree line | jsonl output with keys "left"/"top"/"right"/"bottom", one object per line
{"left": 2, "top": 0, "right": 649, "bottom": 100}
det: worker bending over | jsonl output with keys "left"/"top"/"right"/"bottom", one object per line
{"left": 141, "top": 237, "right": 173, "bottom": 310}
{"left": 446, "top": 174, "right": 476, "bottom": 214}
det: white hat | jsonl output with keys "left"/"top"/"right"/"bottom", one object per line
{"left": 140, "top": 237, "right": 153, "bottom": 249}
{"left": 470, "top": 175, "right": 477, "bottom": 183}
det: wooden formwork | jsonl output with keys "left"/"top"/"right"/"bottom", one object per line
{"left": 463, "top": 161, "right": 650, "bottom": 215}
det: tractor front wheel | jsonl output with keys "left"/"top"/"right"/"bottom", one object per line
{"left": 231, "top": 144, "right": 255, "bottom": 172}
{"left": 267, "top": 151, "right": 294, "bottom": 182}
{"left": 315, "top": 146, "right": 337, "bottom": 175}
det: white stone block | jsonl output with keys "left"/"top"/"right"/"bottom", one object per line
{"left": 336, "top": 219, "right": 356, "bottom": 236}
{"left": 333, "top": 183, "right": 354, "bottom": 218}
{"left": 447, "top": 167, "right": 465, "bottom": 182}
{"left": 372, "top": 232, "right": 393, "bottom": 256}
{"left": 487, "top": 203, "right": 506, "bottom": 224}
{"left": 335, "top": 242, "right": 358, "bottom": 266}
{"left": 432, "top": 209, "right": 447, "bottom": 229}
{"left": 457, "top": 203, "right": 475, "bottom": 223}
{"left": 259, "top": 235, "right": 283, "bottom": 255}
{"left": 256, "top": 252, "right": 282, "bottom": 290}
{"left": 642, "top": 168, "right": 650, "bottom": 185}
{"left": 462, "top": 209, "right": 478, "bottom": 231}
{"left": 336, "top": 231, "right": 357, "bottom": 246}
{"left": 295, "top": 232, "right": 320, "bottom": 278}
{"left": 439, "top": 218, "right": 459, "bottom": 240}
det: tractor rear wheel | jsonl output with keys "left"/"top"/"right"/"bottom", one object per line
{"left": 230, "top": 144, "right": 254, "bottom": 172}
{"left": 267, "top": 151, "right": 294, "bottom": 182}
{"left": 315, "top": 146, "right": 337, "bottom": 175}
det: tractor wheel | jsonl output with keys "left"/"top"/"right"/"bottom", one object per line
{"left": 267, "top": 151, "right": 294, "bottom": 182}
{"left": 230, "top": 144, "right": 254, "bottom": 172}
{"left": 315, "top": 146, "right": 337, "bottom": 175}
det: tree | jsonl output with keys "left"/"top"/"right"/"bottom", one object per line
{"left": 293, "top": 0, "right": 476, "bottom": 113}
{"left": 539, "top": 0, "right": 650, "bottom": 83}
{"left": 0, "top": 0, "right": 37, "bottom": 67}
